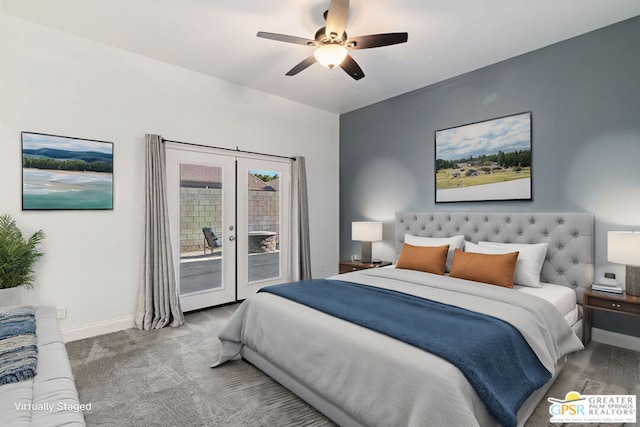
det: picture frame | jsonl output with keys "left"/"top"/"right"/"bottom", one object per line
{"left": 22, "top": 132, "right": 114, "bottom": 210}
{"left": 435, "top": 112, "right": 532, "bottom": 203}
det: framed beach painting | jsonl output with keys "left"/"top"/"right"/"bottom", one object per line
{"left": 435, "top": 112, "right": 532, "bottom": 203}
{"left": 22, "top": 132, "right": 114, "bottom": 210}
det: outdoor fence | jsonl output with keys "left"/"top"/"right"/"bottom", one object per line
{"left": 180, "top": 187, "right": 279, "bottom": 254}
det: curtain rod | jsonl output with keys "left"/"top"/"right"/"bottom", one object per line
{"left": 163, "top": 138, "right": 295, "bottom": 161}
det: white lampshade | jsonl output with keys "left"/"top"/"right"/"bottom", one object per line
{"left": 608, "top": 231, "right": 640, "bottom": 266}
{"left": 352, "top": 222, "right": 383, "bottom": 242}
{"left": 314, "top": 44, "right": 348, "bottom": 69}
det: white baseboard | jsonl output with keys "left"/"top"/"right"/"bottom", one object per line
{"left": 62, "top": 315, "right": 135, "bottom": 343}
{"left": 592, "top": 327, "right": 640, "bottom": 352}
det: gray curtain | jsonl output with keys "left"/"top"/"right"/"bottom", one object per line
{"left": 290, "top": 156, "right": 312, "bottom": 280}
{"left": 135, "top": 134, "right": 184, "bottom": 330}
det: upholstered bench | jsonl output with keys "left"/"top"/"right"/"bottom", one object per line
{"left": 0, "top": 306, "right": 86, "bottom": 426}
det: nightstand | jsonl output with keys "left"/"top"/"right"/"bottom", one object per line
{"left": 582, "top": 289, "right": 640, "bottom": 344}
{"left": 339, "top": 260, "right": 392, "bottom": 274}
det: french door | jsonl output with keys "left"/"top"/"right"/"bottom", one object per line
{"left": 166, "top": 144, "right": 290, "bottom": 311}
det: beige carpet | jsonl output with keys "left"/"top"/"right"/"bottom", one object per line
{"left": 67, "top": 304, "right": 639, "bottom": 426}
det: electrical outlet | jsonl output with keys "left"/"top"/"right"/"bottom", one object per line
{"left": 56, "top": 306, "right": 67, "bottom": 319}
{"left": 604, "top": 272, "right": 616, "bottom": 280}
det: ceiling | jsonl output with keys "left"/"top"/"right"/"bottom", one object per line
{"left": 3, "top": 0, "right": 640, "bottom": 114}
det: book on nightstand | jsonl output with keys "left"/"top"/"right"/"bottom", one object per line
{"left": 591, "top": 283, "right": 623, "bottom": 294}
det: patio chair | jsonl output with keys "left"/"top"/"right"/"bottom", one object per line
{"left": 202, "top": 227, "right": 222, "bottom": 254}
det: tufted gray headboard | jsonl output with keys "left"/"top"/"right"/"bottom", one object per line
{"left": 395, "top": 212, "right": 594, "bottom": 302}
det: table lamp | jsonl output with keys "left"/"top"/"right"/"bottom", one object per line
{"left": 352, "top": 221, "right": 383, "bottom": 263}
{"left": 608, "top": 231, "right": 640, "bottom": 296}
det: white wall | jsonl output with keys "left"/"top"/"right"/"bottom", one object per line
{"left": 0, "top": 14, "right": 339, "bottom": 339}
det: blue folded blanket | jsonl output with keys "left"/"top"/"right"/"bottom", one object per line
{"left": 260, "top": 279, "right": 551, "bottom": 427}
{"left": 0, "top": 305, "right": 38, "bottom": 385}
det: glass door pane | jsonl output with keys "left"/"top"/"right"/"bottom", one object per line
{"left": 237, "top": 158, "right": 290, "bottom": 300}
{"left": 247, "top": 169, "right": 280, "bottom": 282}
{"left": 178, "top": 164, "right": 223, "bottom": 295}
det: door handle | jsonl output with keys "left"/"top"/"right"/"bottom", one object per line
{"left": 229, "top": 235, "right": 235, "bottom": 241}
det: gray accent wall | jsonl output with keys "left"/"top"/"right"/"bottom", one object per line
{"left": 340, "top": 16, "right": 640, "bottom": 337}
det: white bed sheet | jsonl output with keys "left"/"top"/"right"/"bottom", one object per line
{"left": 515, "top": 282, "right": 580, "bottom": 327}
{"left": 514, "top": 282, "right": 577, "bottom": 319}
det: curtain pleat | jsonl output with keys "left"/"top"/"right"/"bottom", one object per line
{"left": 135, "top": 134, "right": 184, "bottom": 330}
{"left": 291, "top": 156, "right": 312, "bottom": 280}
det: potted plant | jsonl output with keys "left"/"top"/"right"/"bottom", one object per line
{"left": 0, "top": 214, "right": 45, "bottom": 306}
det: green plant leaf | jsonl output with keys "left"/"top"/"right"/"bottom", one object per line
{"left": 0, "top": 214, "right": 45, "bottom": 289}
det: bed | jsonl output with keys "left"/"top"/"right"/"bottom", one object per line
{"left": 213, "top": 212, "right": 594, "bottom": 427}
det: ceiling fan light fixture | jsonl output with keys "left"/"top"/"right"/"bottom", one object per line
{"left": 257, "top": 0, "right": 408, "bottom": 80}
{"left": 313, "top": 44, "right": 348, "bottom": 69}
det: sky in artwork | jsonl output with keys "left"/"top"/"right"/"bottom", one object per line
{"left": 22, "top": 132, "right": 113, "bottom": 154}
{"left": 435, "top": 113, "right": 530, "bottom": 161}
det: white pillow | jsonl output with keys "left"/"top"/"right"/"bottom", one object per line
{"left": 475, "top": 241, "right": 549, "bottom": 288}
{"left": 404, "top": 234, "right": 465, "bottom": 272}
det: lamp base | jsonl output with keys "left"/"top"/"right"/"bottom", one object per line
{"left": 625, "top": 265, "right": 640, "bottom": 296}
{"left": 361, "top": 241, "right": 372, "bottom": 264}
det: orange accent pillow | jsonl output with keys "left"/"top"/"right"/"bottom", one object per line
{"left": 395, "top": 243, "right": 449, "bottom": 275}
{"left": 449, "top": 249, "right": 519, "bottom": 288}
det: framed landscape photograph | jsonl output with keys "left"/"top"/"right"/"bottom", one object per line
{"left": 22, "top": 132, "right": 114, "bottom": 210}
{"left": 435, "top": 112, "right": 532, "bottom": 203}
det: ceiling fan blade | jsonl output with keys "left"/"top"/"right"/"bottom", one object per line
{"left": 346, "top": 33, "right": 408, "bottom": 50}
{"left": 325, "top": 0, "right": 349, "bottom": 40}
{"left": 286, "top": 55, "right": 318, "bottom": 76}
{"left": 257, "top": 31, "right": 316, "bottom": 46}
{"left": 340, "top": 54, "right": 364, "bottom": 80}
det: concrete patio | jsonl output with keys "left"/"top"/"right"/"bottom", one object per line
{"left": 179, "top": 251, "right": 280, "bottom": 295}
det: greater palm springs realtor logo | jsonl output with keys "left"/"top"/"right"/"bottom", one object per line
{"left": 548, "top": 391, "right": 636, "bottom": 423}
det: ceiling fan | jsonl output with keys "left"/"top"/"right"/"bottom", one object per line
{"left": 257, "top": 0, "right": 408, "bottom": 80}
